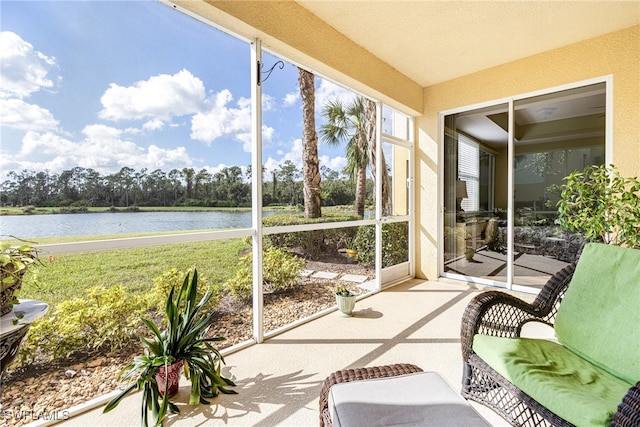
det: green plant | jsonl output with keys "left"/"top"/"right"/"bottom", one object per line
{"left": 225, "top": 247, "right": 305, "bottom": 300}
{"left": 1, "top": 237, "right": 42, "bottom": 315}
{"left": 336, "top": 286, "right": 352, "bottom": 297}
{"left": 554, "top": 164, "right": 640, "bottom": 247}
{"left": 262, "top": 213, "right": 360, "bottom": 258}
{"left": 353, "top": 222, "right": 409, "bottom": 267}
{"left": 18, "top": 285, "right": 150, "bottom": 364}
{"left": 104, "top": 270, "right": 236, "bottom": 426}
{"left": 150, "top": 268, "right": 222, "bottom": 315}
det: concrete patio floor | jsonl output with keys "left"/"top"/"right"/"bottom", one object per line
{"left": 50, "top": 278, "right": 545, "bottom": 427}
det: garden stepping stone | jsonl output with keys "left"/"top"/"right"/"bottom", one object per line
{"left": 311, "top": 271, "right": 340, "bottom": 279}
{"left": 340, "top": 274, "right": 368, "bottom": 283}
{"left": 299, "top": 269, "right": 314, "bottom": 277}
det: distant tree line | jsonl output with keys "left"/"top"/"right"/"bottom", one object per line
{"left": 0, "top": 163, "right": 365, "bottom": 209}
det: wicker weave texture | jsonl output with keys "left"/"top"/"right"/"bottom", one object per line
{"left": 612, "top": 381, "right": 640, "bottom": 427}
{"left": 318, "top": 363, "right": 423, "bottom": 427}
{"left": 460, "top": 260, "right": 640, "bottom": 427}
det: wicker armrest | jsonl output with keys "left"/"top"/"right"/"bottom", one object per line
{"left": 318, "top": 363, "right": 423, "bottom": 427}
{"left": 461, "top": 262, "right": 576, "bottom": 361}
{"left": 612, "top": 381, "right": 640, "bottom": 427}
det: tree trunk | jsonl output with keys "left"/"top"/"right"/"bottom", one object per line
{"left": 299, "top": 68, "right": 322, "bottom": 218}
{"left": 363, "top": 98, "right": 391, "bottom": 215}
{"left": 355, "top": 166, "right": 366, "bottom": 218}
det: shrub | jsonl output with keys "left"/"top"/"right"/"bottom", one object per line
{"left": 262, "top": 213, "right": 360, "bottom": 258}
{"left": 19, "top": 285, "right": 149, "bottom": 365}
{"left": 554, "top": 164, "right": 640, "bottom": 247}
{"left": 354, "top": 222, "right": 409, "bottom": 267}
{"left": 225, "top": 247, "right": 305, "bottom": 300}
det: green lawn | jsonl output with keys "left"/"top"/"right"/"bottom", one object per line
{"left": 22, "top": 238, "right": 251, "bottom": 305}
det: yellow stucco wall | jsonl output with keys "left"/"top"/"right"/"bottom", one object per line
{"left": 416, "top": 25, "right": 640, "bottom": 280}
{"left": 174, "top": 0, "right": 422, "bottom": 114}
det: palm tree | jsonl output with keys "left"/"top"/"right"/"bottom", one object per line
{"left": 320, "top": 96, "right": 391, "bottom": 217}
{"left": 320, "top": 97, "right": 367, "bottom": 217}
{"left": 299, "top": 68, "right": 321, "bottom": 218}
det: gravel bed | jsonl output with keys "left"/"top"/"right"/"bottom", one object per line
{"left": 0, "top": 261, "right": 372, "bottom": 427}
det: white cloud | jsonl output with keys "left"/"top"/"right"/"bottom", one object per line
{"left": 190, "top": 90, "right": 251, "bottom": 147}
{"left": 283, "top": 91, "right": 298, "bottom": 107}
{"left": 315, "top": 79, "right": 356, "bottom": 111}
{"left": 143, "top": 119, "right": 164, "bottom": 131}
{"left": 262, "top": 93, "right": 275, "bottom": 111}
{"left": 9, "top": 126, "right": 193, "bottom": 175}
{"left": 0, "top": 98, "right": 59, "bottom": 132}
{"left": 264, "top": 138, "right": 303, "bottom": 175}
{"left": 99, "top": 69, "right": 206, "bottom": 122}
{"left": 264, "top": 137, "right": 346, "bottom": 180}
{"left": 0, "top": 31, "right": 57, "bottom": 99}
{"left": 320, "top": 154, "right": 347, "bottom": 172}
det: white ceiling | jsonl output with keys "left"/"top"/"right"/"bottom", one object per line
{"left": 296, "top": 1, "right": 640, "bottom": 87}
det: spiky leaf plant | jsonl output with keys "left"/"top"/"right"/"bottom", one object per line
{"left": 104, "top": 269, "right": 236, "bottom": 426}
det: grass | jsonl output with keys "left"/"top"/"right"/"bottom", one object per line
{"left": 22, "top": 238, "right": 251, "bottom": 306}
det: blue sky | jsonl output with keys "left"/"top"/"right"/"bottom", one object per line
{"left": 0, "top": 0, "right": 354, "bottom": 180}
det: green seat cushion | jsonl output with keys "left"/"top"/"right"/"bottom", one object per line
{"left": 555, "top": 243, "right": 640, "bottom": 384}
{"left": 473, "top": 335, "right": 632, "bottom": 427}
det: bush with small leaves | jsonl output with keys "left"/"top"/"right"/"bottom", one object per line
{"left": 554, "top": 164, "right": 640, "bottom": 247}
{"left": 354, "top": 222, "right": 409, "bottom": 267}
{"left": 18, "top": 285, "right": 149, "bottom": 365}
{"left": 262, "top": 213, "right": 360, "bottom": 258}
{"left": 225, "top": 247, "right": 305, "bottom": 301}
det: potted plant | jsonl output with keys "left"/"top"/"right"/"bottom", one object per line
{"left": 339, "top": 234, "right": 358, "bottom": 263}
{"left": 103, "top": 269, "right": 236, "bottom": 426}
{"left": 1, "top": 237, "right": 42, "bottom": 316}
{"left": 554, "top": 164, "right": 640, "bottom": 248}
{"left": 335, "top": 286, "right": 356, "bottom": 317}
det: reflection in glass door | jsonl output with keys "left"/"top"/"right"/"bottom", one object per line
{"left": 443, "top": 103, "right": 509, "bottom": 288}
{"left": 511, "top": 83, "right": 605, "bottom": 288}
{"left": 443, "top": 81, "right": 606, "bottom": 292}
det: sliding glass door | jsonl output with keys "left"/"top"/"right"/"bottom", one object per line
{"left": 442, "top": 81, "right": 607, "bottom": 292}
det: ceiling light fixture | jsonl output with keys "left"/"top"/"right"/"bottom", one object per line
{"left": 536, "top": 107, "right": 556, "bottom": 120}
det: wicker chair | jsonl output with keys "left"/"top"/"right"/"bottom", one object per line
{"left": 460, "top": 261, "right": 640, "bottom": 427}
{"left": 318, "top": 363, "right": 423, "bottom": 427}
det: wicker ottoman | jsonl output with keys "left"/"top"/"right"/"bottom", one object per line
{"left": 319, "top": 364, "right": 489, "bottom": 427}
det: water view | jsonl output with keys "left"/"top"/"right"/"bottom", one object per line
{"left": 0, "top": 211, "right": 284, "bottom": 238}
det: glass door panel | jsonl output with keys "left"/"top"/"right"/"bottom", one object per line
{"left": 443, "top": 103, "right": 509, "bottom": 286}
{"left": 443, "top": 83, "right": 606, "bottom": 292}
{"left": 512, "top": 83, "right": 605, "bottom": 289}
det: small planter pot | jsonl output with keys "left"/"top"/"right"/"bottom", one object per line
{"left": 155, "top": 359, "right": 184, "bottom": 397}
{"left": 336, "top": 293, "right": 357, "bottom": 317}
{"left": 344, "top": 249, "right": 358, "bottom": 263}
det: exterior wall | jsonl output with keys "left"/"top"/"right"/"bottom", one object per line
{"left": 416, "top": 25, "right": 640, "bottom": 279}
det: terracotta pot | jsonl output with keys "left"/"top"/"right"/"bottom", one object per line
{"left": 155, "top": 360, "right": 184, "bottom": 397}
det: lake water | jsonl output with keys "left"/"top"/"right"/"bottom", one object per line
{"left": 0, "top": 211, "right": 284, "bottom": 238}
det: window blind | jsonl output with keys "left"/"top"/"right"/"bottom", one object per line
{"left": 458, "top": 134, "right": 479, "bottom": 212}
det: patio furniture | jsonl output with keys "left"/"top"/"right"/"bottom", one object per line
{"left": 461, "top": 243, "right": 640, "bottom": 427}
{"left": 1, "top": 300, "right": 48, "bottom": 381}
{"left": 319, "top": 364, "right": 490, "bottom": 426}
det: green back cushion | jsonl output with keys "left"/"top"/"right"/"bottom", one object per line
{"left": 473, "top": 335, "right": 632, "bottom": 427}
{"left": 554, "top": 243, "right": 640, "bottom": 384}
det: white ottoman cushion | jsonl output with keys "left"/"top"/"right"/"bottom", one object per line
{"left": 328, "top": 371, "right": 490, "bottom": 426}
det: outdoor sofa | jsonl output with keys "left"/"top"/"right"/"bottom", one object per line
{"left": 461, "top": 242, "right": 640, "bottom": 426}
